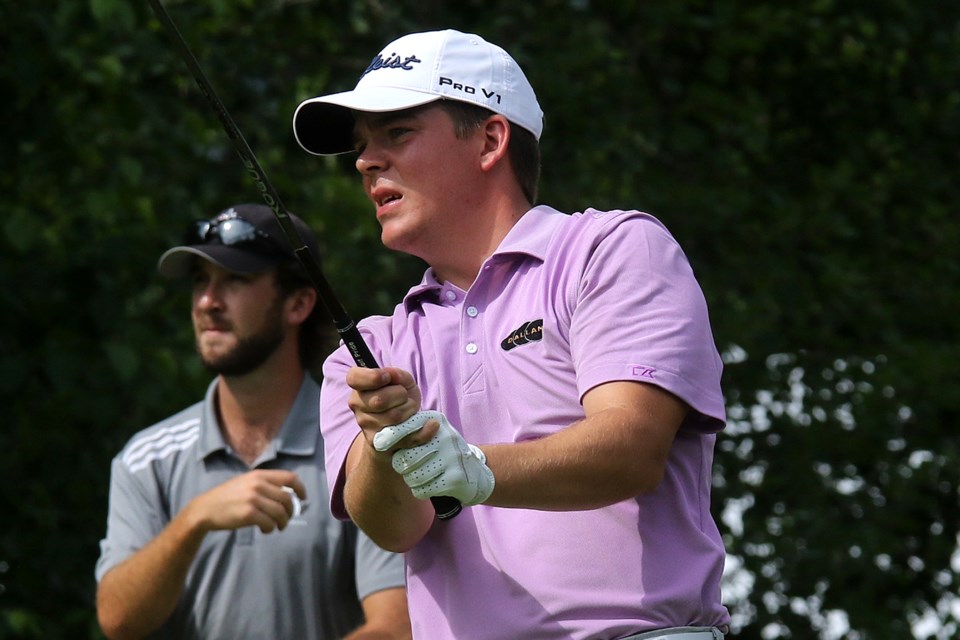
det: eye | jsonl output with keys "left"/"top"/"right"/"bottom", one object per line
{"left": 190, "top": 277, "right": 209, "bottom": 297}
{"left": 387, "top": 126, "right": 411, "bottom": 140}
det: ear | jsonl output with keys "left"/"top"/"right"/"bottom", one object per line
{"left": 285, "top": 286, "right": 318, "bottom": 326}
{"left": 478, "top": 114, "right": 511, "bottom": 172}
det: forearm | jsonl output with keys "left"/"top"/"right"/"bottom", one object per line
{"left": 344, "top": 437, "right": 434, "bottom": 552}
{"left": 97, "top": 507, "right": 207, "bottom": 639}
{"left": 343, "top": 616, "right": 413, "bottom": 639}
{"left": 482, "top": 388, "right": 686, "bottom": 510}
{"left": 344, "top": 629, "right": 409, "bottom": 640}
{"left": 342, "top": 587, "right": 412, "bottom": 640}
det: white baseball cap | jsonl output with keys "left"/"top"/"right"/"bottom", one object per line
{"left": 293, "top": 29, "right": 544, "bottom": 156}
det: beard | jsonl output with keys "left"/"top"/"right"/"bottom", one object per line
{"left": 197, "top": 304, "right": 285, "bottom": 377}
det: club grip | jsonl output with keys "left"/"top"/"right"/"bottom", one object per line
{"left": 338, "top": 324, "right": 463, "bottom": 520}
{"left": 431, "top": 496, "right": 463, "bottom": 520}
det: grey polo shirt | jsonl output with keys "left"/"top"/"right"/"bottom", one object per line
{"left": 96, "top": 375, "right": 405, "bottom": 639}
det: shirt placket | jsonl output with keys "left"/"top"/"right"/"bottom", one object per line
{"left": 439, "top": 283, "right": 485, "bottom": 397}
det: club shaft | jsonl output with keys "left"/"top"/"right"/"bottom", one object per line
{"left": 147, "top": 0, "right": 461, "bottom": 520}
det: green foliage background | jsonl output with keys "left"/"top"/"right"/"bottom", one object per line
{"left": 1, "top": 1, "right": 957, "bottom": 638}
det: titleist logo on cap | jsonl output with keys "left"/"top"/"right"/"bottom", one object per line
{"left": 362, "top": 53, "right": 422, "bottom": 77}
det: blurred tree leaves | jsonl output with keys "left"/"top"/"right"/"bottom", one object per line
{"left": 1, "top": 0, "right": 958, "bottom": 638}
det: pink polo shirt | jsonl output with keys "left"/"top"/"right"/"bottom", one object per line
{"left": 320, "top": 206, "right": 730, "bottom": 639}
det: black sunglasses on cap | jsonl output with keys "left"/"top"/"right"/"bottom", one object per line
{"left": 185, "top": 211, "right": 282, "bottom": 254}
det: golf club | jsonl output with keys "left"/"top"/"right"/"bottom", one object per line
{"left": 146, "top": 0, "right": 462, "bottom": 521}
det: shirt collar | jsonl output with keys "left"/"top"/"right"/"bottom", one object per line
{"left": 276, "top": 375, "right": 321, "bottom": 455}
{"left": 198, "top": 379, "right": 227, "bottom": 458}
{"left": 493, "top": 204, "right": 565, "bottom": 260}
{"left": 402, "top": 205, "right": 566, "bottom": 311}
{"left": 197, "top": 375, "right": 320, "bottom": 461}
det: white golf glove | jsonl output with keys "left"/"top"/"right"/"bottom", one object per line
{"left": 372, "top": 411, "right": 495, "bottom": 506}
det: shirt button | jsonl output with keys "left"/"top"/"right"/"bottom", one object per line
{"left": 444, "top": 290, "right": 456, "bottom": 301}
{"left": 465, "top": 343, "right": 478, "bottom": 354}
{"left": 466, "top": 306, "right": 479, "bottom": 317}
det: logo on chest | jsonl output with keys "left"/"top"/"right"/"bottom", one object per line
{"left": 501, "top": 319, "right": 544, "bottom": 351}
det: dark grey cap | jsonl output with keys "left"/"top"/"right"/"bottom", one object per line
{"left": 157, "top": 204, "right": 320, "bottom": 278}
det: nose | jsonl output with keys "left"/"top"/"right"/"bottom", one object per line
{"left": 355, "top": 144, "right": 385, "bottom": 176}
{"left": 194, "top": 280, "right": 224, "bottom": 311}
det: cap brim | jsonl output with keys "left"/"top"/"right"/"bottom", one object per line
{"left": 157, "top": 246, "right": 278, "bottom": 279}
{"left": 293, "top": 88, "right": 442, "bottom": 156}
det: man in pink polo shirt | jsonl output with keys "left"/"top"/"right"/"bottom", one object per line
{"left": 294, "top": 29, "right": 731, "bottom": 640}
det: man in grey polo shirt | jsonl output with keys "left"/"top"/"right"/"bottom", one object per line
{"left": 95, "top": 204, "right": 410, "bottom": 639}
